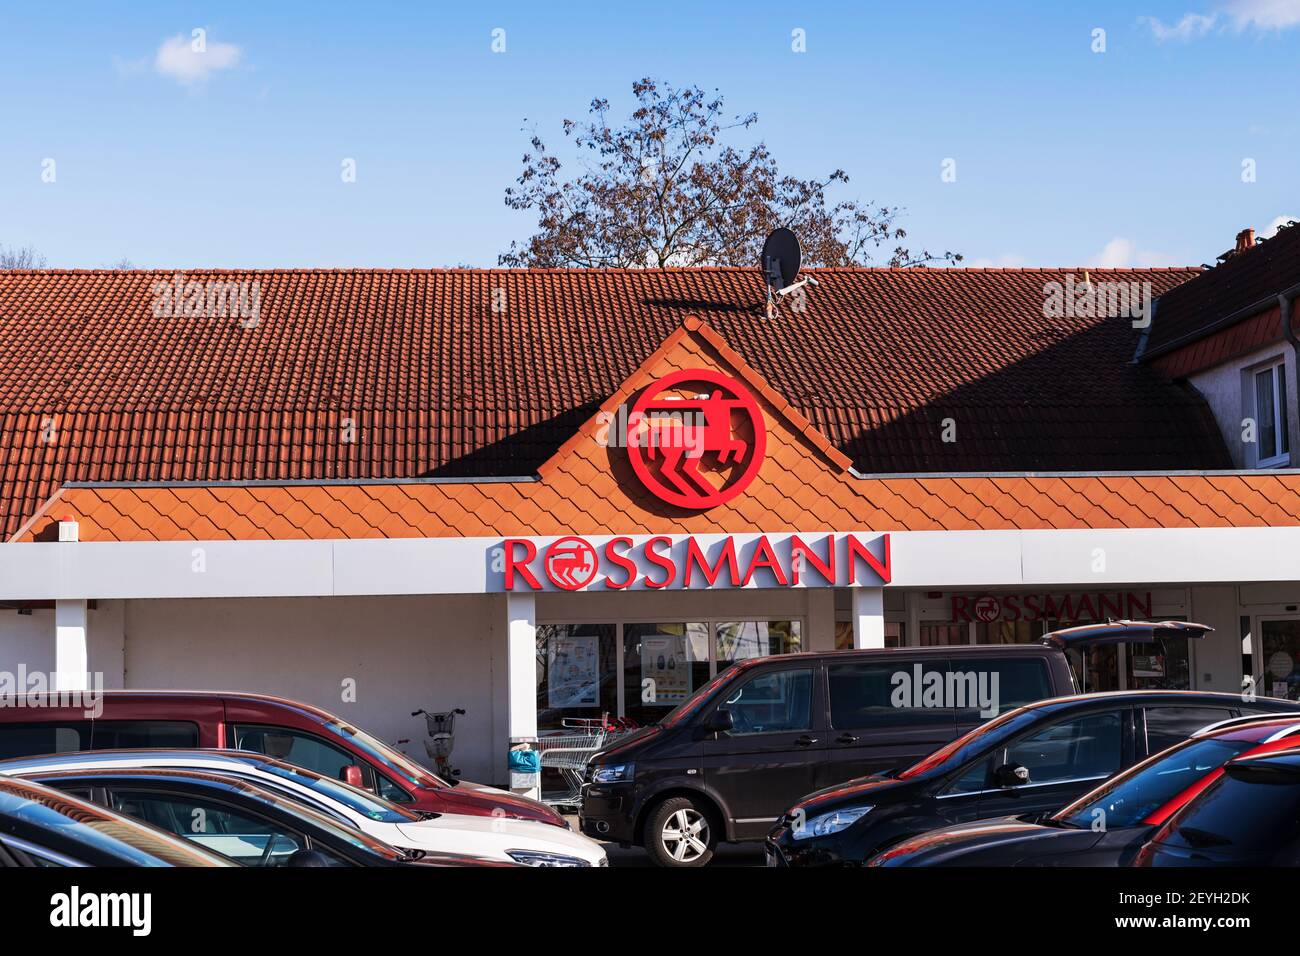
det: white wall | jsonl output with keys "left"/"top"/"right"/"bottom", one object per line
{"left": 121, "top": 595, "right": 502, "bottom": 784}
{"left": 0, "top": 602, "right": 125, "bottom": 689}
{"left": 1186, "top": 341, "right": 1299, "bottom": 468}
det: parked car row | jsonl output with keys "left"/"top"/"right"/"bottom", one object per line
{"left": 869, "top": 713, "right": 1300, "bottom": 866}
{"left": 0, "top": 690, "right": 606, "bottom": 868}
{"left": 5, "top": 620, "right": 1299, "bottom": 868}
{"left": 579, "top": 621, "right": 1300, "bottom": 867}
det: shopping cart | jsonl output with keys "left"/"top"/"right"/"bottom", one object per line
{"left": 535, "top": 717, "right": 612, "bottom": 812}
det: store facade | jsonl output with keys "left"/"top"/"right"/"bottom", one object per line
{"left": 4, "top": 313, "right": 1300, "bottom": 785}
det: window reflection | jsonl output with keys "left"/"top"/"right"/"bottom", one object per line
{"left": 715, "top": 620, "right": 801, "bottom": 668}
{"left": 623, "top": 623, "right": 709, "bottom": 725}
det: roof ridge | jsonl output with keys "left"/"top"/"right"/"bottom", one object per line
{"left": 0, "top": 265, "right": 1204, "bottom": 276}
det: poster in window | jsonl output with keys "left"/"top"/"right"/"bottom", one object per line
{"left": 547, "top": 635, "right": 599, "bottom": 708}
{"left": 642, "top": 637, "right": 690, "bottom": 705}
{"left": 1130, "top": 654, "right": 1164, "bottom": 678}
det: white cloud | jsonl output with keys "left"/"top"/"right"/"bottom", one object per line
{"left": 1263, "top": 215, "right": 1300, "bottom": 238}
{"left": 1140, "top": 0, "right": 1300, "bottom": 40}
{"left": 1138, "top": 12, "right": 1218, "bottom": 40}
{"left": 1224, "top": 0, "right": 1300, "bottom": 29}
{"left": 153, "top": 33, "right": 241, "bottom": 86}
{"left": 1087, "top": 238, "right": 1174, "bottom": 268}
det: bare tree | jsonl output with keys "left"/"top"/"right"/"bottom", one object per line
{"left": 501, "top": 79, "right": 960, "bottom": 269}
{"left": 0, "top": 244, "right": 47, "bottom": 269}
{"left": 106, "top": 257, "right": 136, "bottom": 269}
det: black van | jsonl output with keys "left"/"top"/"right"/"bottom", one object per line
{"left": 578, "top": 621, "right": 1209, "bottom": 866}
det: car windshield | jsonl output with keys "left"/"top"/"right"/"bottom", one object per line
{"left": 660, "top": 666, "right": 748, "bottom": 728}
{"left": 228, "top": 756, "right": 422, "bottom": 824}
{"left": 1054, "top": 737, "right": 1252, "bottom": 829}
{"left": 325, "top": 721, "right": 444, "bottom": 787}
{"left": 0, "top": 779, "right": 231, "bottom": 867}
{"left": 1160, "top": 770, "right": 1300, "bottom": 851}
{"left": 897, "top": 707, "right": 1041, "bottom": 780}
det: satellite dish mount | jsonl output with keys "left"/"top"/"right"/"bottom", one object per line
{"left": 760, "top": 227, "right": 816, "bottom": 318}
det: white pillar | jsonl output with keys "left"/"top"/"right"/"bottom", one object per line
{"left": 852, "top": 587, "right": 885, "bottom": 649}
{"left": 505, "top": 591, "right": 539, "bottom": 799}
{"left": 55, "top": 599, "right": 89, "bottom": 692}
{"left": 905, "top": 590, "right": 922, "bottom": 648}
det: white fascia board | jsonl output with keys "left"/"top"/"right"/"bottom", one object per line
{"left": 1017, "top": 526, "right": 1300, "bottom": 587}
{"left": 0, "top": 540, "right": 335, "bottom": 600}
{"left": 1, "top": 525, "right": 1299, "bottom": 600}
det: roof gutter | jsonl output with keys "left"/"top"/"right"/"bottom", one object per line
{"left": 1139, "top": 291, "right": 1285, "bottom": 363}
{"left": 1280, "top": 281, "right": 1300, "bottom": 360}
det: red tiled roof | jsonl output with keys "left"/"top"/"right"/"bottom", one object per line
{"left": 1143, "top": 221, "right": 1300, "bottom": 361}
{"left": 17, "top": 319, "right": 1299, "bottom": 543}
{"left": 1149, "top": 305, "right": 1286, "bottom": 380}
{"left": 0, "top": 266, "right": 1223, "bottom": 540}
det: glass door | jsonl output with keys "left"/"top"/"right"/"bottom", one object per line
{"left": 1258, "top": 618, "right": 1300, "bottom": 702}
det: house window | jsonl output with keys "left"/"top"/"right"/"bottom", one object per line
{"left": 1254, "top": 360, "right": 1290, "bottom": 467}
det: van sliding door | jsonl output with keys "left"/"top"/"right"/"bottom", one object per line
{"left": 816, "top": 659, "right": 956, "bottom": 790}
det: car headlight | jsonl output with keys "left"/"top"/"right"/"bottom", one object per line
{"left": 506, "top": 849, "right": 591, "bottom": 867}
{"left": 590, "top": 763, "right": 634, "bottom": 784}
{"left": 791, "top": 806, "right": 873, "bottom": 841}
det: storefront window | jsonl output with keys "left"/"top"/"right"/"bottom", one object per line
{"left": 1048, "top": 619, "right": 1121, "bottom": 693}
{"left": 716, "top": 620, "right": 802, "bottom": 667}
{"left": 920, "top": 624, "right": 968, "bottom": 646}
{"left": 623, "top": 623, "right": 709, "bottom": 725}
{"left": 1128, "top": 639, "right": 1191, "bottom": 691}
{"left": 975, "top": 620, "right": 1036, "bottom": 645}
{"left": 535, "top": 624, "right": 616, "bottom": 731}
{"left": 834, "top": 622, "right": 902, "bottom": 650}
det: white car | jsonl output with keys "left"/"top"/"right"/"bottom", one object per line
{"left": 0, "top": 749, "right": 606, "bottom": 867}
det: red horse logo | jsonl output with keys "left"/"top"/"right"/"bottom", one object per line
{"left": 628, "top": 369, "right": 766, "bottom": 509}
{"left": 544, "top": 537, "right": 598, "bottom": 590}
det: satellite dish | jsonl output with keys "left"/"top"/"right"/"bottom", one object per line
{"left": 761, "top": 228, "right": 801, "bottom": 292}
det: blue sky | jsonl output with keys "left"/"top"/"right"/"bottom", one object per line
{"left": 1, "top": 0, "right": 1297, "bottom": 269}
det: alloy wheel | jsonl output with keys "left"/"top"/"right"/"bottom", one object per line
{"left": 661, "top": 807, "right": 710, "bottom": 863}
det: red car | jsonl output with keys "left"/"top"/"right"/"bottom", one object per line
{"left": 0, "top": 690, "right": 565, "bottom": 827}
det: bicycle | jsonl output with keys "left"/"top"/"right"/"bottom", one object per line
{"left": 410, "top": 707, "right": 466, "bottom": 781}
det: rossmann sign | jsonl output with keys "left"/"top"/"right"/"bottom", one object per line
{"left": 952, "top": 591, "right": 1153, "bottom": 623}
{"left": 498, "top": 533, "right": 891, "bottom": 592}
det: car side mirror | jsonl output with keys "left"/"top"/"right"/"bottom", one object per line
{"left": 340, "top": 765, "right": 364, "bottom": 788}
{"left": 704, "top": 709, "right": 734, "bottom": 734}
{"left": 993, "top": 763, "right": 1030, "bottom": 788}
{"left": 287, "top": 849, "right": 331, "bottom": 868}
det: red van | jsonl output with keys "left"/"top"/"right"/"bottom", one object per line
{"left": 0, "top": 690, "right": 565, "bottom": 827}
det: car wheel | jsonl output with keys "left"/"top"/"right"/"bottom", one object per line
{"left": 646, "top": 796, "right": 716, "bottom": 867}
